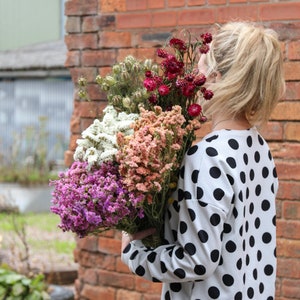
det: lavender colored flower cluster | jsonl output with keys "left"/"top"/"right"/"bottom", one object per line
{"left": 50, "top": 161, "right": 144, "bottom": 238}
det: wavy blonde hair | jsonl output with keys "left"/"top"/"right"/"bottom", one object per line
{"left": 202, "top": 22, "right": 285, "bottom": 125}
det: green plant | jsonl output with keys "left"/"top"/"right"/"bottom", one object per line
{"left": 0, "top": 116, "right": 58, "bottom": 185}
{"left": 0, "top": 265, "right": 50, "bottom": 300}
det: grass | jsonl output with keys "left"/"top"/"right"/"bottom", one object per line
{"left": 0, "top": 212, "right": 76, "bottom": 256}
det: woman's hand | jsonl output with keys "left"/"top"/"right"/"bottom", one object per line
{"left": 121, "top": 228, "right": 156, "bottom": 252}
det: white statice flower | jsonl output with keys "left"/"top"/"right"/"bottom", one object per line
{"left": 73, "top": 105, "right": 139, "bottom": 168}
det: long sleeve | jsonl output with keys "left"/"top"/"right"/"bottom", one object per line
{"left": 121, "top": 141, "right": 234, "bottom": 283}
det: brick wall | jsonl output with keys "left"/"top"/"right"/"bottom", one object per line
{"left": 64, "top": 1, "right": 300, "bottom": 299}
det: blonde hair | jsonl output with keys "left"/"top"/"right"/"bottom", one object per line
{"left": 202, "top": 22, "right": 285, "bottom": 125}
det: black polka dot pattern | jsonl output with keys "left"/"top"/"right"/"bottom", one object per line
{"left": 121, "top": 128, "right": 278, "bottom": 300}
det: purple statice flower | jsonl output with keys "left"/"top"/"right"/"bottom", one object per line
{"left": 50, "top": 161, "right": 144, "bottom": 238}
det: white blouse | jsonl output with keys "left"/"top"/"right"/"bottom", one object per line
{"left": 122, "top": 128, "right": 278, "bottom": 300}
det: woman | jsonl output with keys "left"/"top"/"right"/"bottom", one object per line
{"left": 121, "top": 22, "right": 285, "bottom": 300}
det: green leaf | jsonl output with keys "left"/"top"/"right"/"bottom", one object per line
{"left": 11, "top": 282, "right": 27, "bottom": 296}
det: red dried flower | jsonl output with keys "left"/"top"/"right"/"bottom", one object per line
{"left": 199, "top": 44, "right": 210, "bottom": 54}
{"left": 182, "top": 83, "right": 196, "bottom": 97}
{"left": 158, "top": 84, "right": 170, "bottom": 96}
{"left": 187, "top": 103, "right": 202, "bottom": 117}
{"left": 201, "top": 33, "right": 213, "bottom": 44}
{"left": 169, "top": 38, "right": 187, "bottom": 52}
{"left": 193, "top": 74, "right": 206, "bottom": 86}
{"left": 157, "top": 48, "right": 168, "bottom": 58}
{"left": 143, "top": 78, "right": 157, "bottom": 91}
{"left": 148, "top": 94, "right": 158, "bottom": 104}
{"left": 203, "top": 89, "right": 214, "bottom": 100}
{"left": 145, "top": 70, "right": 153, "bottom": 78}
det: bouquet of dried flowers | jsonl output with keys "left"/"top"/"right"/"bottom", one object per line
{"left": 50, "top": 31, "right": 213, "bottom": 246}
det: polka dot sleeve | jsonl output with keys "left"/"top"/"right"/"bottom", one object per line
{"left": 121, "top": 142, "right": 234, "bottom": 283}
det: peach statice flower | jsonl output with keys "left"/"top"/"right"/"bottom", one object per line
{"left": 116, "top": 105, "right": 200, "bottom": 236}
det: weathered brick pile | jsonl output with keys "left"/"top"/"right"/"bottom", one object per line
{"left": 64, "top": 0, "right": 300, "bottom": 299}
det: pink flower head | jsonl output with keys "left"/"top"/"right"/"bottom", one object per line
{"left": 143, "top": 78, "right": 157, "bottom": 91}
{"left": 203, "top": 89, "right": 214, "bottom": 100}
{"left": 187, "top": 103, "right": 202, "bottom": 117}
{"left": 181, "top": 82, "right": 196, "bottom": 97}
{"left": 184, "top": 74, "right": 195, "bottom": 82}
{"left": 193, "top": 74, "right": 206, "bottom": 86}
{"left": 145, "top": 70, "right": 153, "bottom": 78}
{"left": 157, "top": 48, "right": 168, "bottom": 58}
{"left": 161, "top": 55, "right": 184, "bottom": 76}
{"left": 201, "top": 33, "right": 213, "bottom": 44}
{"left": 199, "top": 44, "right": 210, "bottom": 54}
{"left": 169, "top": 38, "right": 187, "bottom": 52}
{"left": 158, "top": 84, "right": 170, "bottom": 96}
{"left": 148, "top": 93, "right": 158, "bottom": 104}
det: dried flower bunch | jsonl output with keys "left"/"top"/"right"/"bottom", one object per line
{"left": 50, "top": 30, "right": 213, "bottom": 245}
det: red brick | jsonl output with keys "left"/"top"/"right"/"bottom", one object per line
{"left": 97, "top": 270, "right": 135, "bottom": 289}
{"left": 77, "top": 250, "right": 116, "bottom": 269}
{"left": 284, "top": 61, "right": 300, "bottom": 81}
{"left": 187, "top": 0, "right": 205, "bottom": 6}
{"left": 116, "top": 256, "right": 132, "bottom": 273}
{"left": 288, "top": 40, "right": 300, "bottom": 60}
{"left": 82, "top": 50, "right": 116, "bottom": 67}
{"left": 76, "top": 235, "right": 99, "bottom": 251}
{"left": 126, "top": 0, "right": 147, "bottom": 11}
{"left": 65, "top": 33, "right": 98, "bottom": 50}
{"left": 208, "top": 0, "right": 226, "bottom": 5}
{"left": 277, "top": 257, "right": 300, "bottom": 279}
{"left": 65, "top": 16, "right": 81, "bottom": 33}
{"left": 271, "top": 142, "right": 300, "bottom": 159}
{"left": 270, "top": 22, "right": 300, "bottom": 41}
{"left": 116, "top": 289, "right": 142, "bottom": 300}
{"left": 216, "top": 5, "right": 258, "bottom": 23}
{"left": 99, "top": 31, "right": 132, "bottom": 48}
{"left": 81, "top": 268, "right": 98, "bottom": 285}
{"left": 285, "top": 122, "right": 300, "bottom": 141}
{"left": 100, "top": 0, "right": 126, "bottom": 12}
{"left": 148, "top": 0, "right": 165, "bottom": 9}
{"left": 135, "top": 276, "right": 162, "bottom": 294}
{"left": 178, "top": 9, "right": 215, "bottom": 25}
{"left": 82, "top": 15, "right": 116, "bottom": 32}
{"left": 285, "top": 82, "right": 300, "bottom": 101}
{"left": 276, "top": 181, "right": 300, "bottom": 201}
{"left": 277, "top": 219, "right": 300, "bottom": 240}
{"left": 81, "top": 284, "right": 116, "bottom": 300}
{"left": 282, "top": 278, "right": 300, "bottom": 298}
{"left": 69, "top": 133, "right": 80, "bottom": 151}
{"left": 70, "top": 115, "right": 81, "bottom": 134}
{"left": 64, "top": 150, "right": 75, "bottom": 167}
{"left": 65, "top": 0, "right": 98, "bottom": 16}
{"left": 229, "top": 0, "right": 246, "bottom": 3}
{"left": 69, "top": 67, "right": 98, "bottom": 83}
{"left": 271, "top": 102, "right": 300, "bottom": 121}
{"left": 276, "top": 160, "right": 300, "bottom": 181}
{"left": 144, "top": 294, "right": 161, "bottom": 300}
{"left": 152, "top": 11, "right": 177, "bottom": 28}
{"left": 65, "top": 51, "right": 80, "bottom": 67}
{"left": 117, "top": 13, "right": 152, "bottom": 29}
{"left": 74, "top": 99, "right": 101, "bottom": 118}
{"left": 98, "top": 236, "right": 121, "bottom": 255}
{"left": 283, "top": 201, "right": 300, "bottom": 220}
{"left": 259, "top": 2, "right": 300, "bottom": 21}
{"left": 258, "top": 121, "right": 283, "bottom": 141}
{"left": 168, "top": 0, "right": 185, "bottom": 7}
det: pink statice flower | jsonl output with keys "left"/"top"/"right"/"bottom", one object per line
{"left": 50, "top": 161, "right": 144, "bottom": 238}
